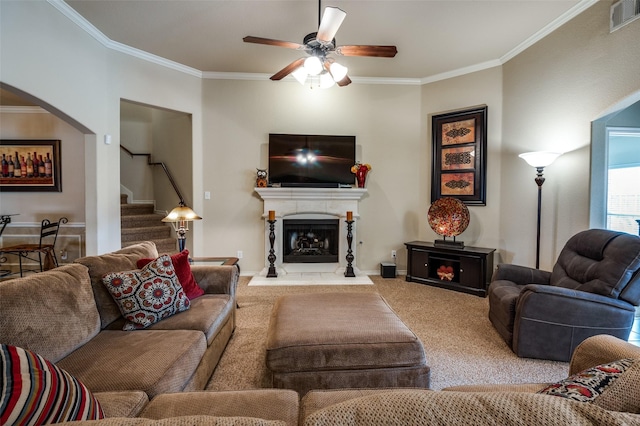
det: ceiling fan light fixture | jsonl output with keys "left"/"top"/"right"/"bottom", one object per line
{"left": 319, "top": 71, "right": 335, "bottom": 89}
{"left": 304, "top": 56, "right": 323, "bottom": 75}
{"left": 292, "top": 67, "right": 308, "bottom": 84}
{"left": 329, "top": 61, "right": 348, "bottom": 82}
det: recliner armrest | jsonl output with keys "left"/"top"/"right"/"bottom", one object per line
{"left": 519, "top": 284, "right": 636, "bottom": 310}
{"left": 493, "top": 264, "right": 551, "bottom": 285}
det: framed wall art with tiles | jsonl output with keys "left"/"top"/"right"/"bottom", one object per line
{"left": 431, "top": 106, "right": 487, "bottom": 206}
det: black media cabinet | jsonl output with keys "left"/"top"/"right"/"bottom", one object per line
{"left": 404, "top": 241, "right": 495, "bottom": 297}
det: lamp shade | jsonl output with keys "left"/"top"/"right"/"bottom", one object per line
{"left": 519, "top": 151, "right": 562, "bottom": 168}
{"left": 292, "top": 67, "right": 308, "bottom": 84}
{"left": 329, "top": 62, "right": 348, "bottom": 82}
{"left": 304, "top": 56, "right": 323, "bottom": 76}
{"left": 319, "top": 71, "right": 335, "bottom": 89}
{"left": 162, "top": 204, "right": 202, "bottom": 222}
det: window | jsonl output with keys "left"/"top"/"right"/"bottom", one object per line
{"left": 606, "top": 129, "right": 640, "bottom": 235}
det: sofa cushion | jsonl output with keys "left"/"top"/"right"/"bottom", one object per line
{"left": 302, "top": 390, "right": 639, "bottom": 425}
{"left": 138, "top": 250, "right": 205, "bottom": 300}
{"left": 56, "top": 330, "right": 206, "bottom": 398}
{"left": 147, "top": 295, "right": 233, "bottom": 345}
{"left": 60, "top": 416, "right": 288, "bottom": 425}
{"left": 94, "top": 391, "right": 149, "bottom": 418}
{"left": 102, "top": 295, "right": 232, "bottom": 346}
{"left": 102, "top": 254, "right": 190, "bottom": 330}
{"left": 0, "top": 263, "right": 101, "bottom": 362}
{"left": 1, "top": 344, "right": 104, "bottom": 424}
{"left": 75, "top": 241, "right": 159, "bottom": 328}
{"left": 538, "top": 358, "right": 640, "bottom": 414}
{"left": 140, "top": 390, "right": 300, "bottom": 426}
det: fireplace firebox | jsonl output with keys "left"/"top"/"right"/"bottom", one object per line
{"left": 283, "top": 219, "right": 339, "bottom": 263}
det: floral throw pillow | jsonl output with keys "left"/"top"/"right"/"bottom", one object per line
{"left": 102, "top": 254, "right": 190, "bottom": 330}
{"left": 537, "top": 358, "right": 635, "bottom": 403}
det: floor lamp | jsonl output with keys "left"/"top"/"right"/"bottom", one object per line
{"left": 518, "top": 151, "right": 562, "bottom": 269}
{"left": 162, "top": 202, "right": 202, "bottom": 252}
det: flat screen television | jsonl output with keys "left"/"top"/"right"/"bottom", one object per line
{"left": 268, "top": 134, "right": 356, "bottom": 187}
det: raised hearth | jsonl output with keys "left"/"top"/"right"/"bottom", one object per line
{"left": 255, "top": 187, "right": 367, "bottom": 275}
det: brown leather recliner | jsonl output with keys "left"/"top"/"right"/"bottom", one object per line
{"left": 488, "top": 229, "right": 640, "bottom": 361}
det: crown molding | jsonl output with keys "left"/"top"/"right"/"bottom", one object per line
{"left": 420, "top": 60, "right": 502, "bottom": 85}
{"left": 500, "top": 0, "right": 599, "bottom": 64}
{"left": 51, "top": 0, "right": 596, "bottom": 86}
{"left": 48, "top": 0, "right": 202, "bottom": 78}
{"left": 202, "top": 72, "right": 421, "bottom": 86}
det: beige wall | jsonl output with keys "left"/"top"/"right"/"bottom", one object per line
{"left": 501, "top": 1, "right": 640, "bottom": 270}
{"left": 202, "top": 79, "right": 422, "bottom": 273}
{"left": 0, "top": 110, "right": 86, "bottom": 224}
{"left": 121, "top": 102, "right": 155, "bottom": 202}
{"left": 0, "top": 110, "right": 86, "bottom": 266}
{"left": 421, "top": 67, "right": 504, "bottom": 261}
{"left": 1, "top": 0, "right": 202, "bottom": 254}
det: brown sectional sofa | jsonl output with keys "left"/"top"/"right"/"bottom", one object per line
{"left": 0, "top": 242, "right": 239, "bottom": 403}
{"left": 2, "top": 242, "right": 640, "bottom": 425}
{"left": 61, "top": 334, "right": 640, "bottom": 425}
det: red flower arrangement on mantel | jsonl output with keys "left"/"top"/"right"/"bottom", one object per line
{"left": 351, "top": 162, "right": 372, "bottom": 188}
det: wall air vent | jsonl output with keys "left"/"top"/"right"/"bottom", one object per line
{"left": 610, "top": 0, "right": 640, "bottom": 32}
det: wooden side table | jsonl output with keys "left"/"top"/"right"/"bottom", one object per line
{"left": 405, "top": 241, "right": 495, "bottom": 297}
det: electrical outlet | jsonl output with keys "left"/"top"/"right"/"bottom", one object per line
{"left": 391, "top": 250, "right": 397, "bottom": 259}
{"left": 237, "top": 250, "right": 243, "bottom": 259}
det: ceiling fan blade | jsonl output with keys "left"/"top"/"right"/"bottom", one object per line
{"left": 336, "top": 45, "right": 398, "bottom": 58}
{"left": 316, "top": 7, "right": 346, "bottom": 43}
{"left": 270, "top": 58, "right": 306, "bottom": 81}
{"left": 243, "top": 36, "right": 304, "bottom": 50}
{"left": 337, "top": 75, "right": 352, "bottom": 87}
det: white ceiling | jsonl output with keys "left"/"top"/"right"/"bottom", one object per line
{"left": 61, "top": 0, "right": 593, "bottom": 82}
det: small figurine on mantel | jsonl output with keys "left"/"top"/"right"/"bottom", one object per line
{"left": 256, "top": 169, "right": 268, "bottom": 188}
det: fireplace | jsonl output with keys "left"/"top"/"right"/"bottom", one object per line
{"left": 283, "top": 219, "right": 339, "bottom": 263}
{"left": 255, "top": 187, "right": 367, "bottom": 274}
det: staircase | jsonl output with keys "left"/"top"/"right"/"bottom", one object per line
{"left": 120, "top": 195, "right": 177, "bottom": 253}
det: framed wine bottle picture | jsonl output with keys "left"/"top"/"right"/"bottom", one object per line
{"left": 0, "top": 140, "right": 62, "bottom": 192}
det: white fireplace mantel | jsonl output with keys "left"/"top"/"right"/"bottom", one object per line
{"left": 255, "top": 187, "right": 367, "bottom": 275}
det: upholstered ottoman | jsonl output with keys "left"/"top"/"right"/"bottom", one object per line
{"left": 266, "top": 292, "right": 430, "bottom": 395}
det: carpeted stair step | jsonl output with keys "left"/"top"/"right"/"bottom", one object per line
{"left": 121, "top": 225, "right": 173, "bottom": 243}
{"left": 120, "top": 196, "right": 177, "bottom": 252}
{"left": 121, "top": 213, "right": 166, "bottom": 228}
{"left": 121, "top": 203, "right": 155, "bottom": 216}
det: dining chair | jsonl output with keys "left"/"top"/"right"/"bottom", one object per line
{"left": 0, "top": 217, "right": 68, "bottom": 277}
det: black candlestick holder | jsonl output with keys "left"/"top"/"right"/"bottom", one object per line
{"left": 344, "top": 219, "right": 355, "bottom": 277}
{"left": 267, "top": 219, "right": 277, "bottom": 278}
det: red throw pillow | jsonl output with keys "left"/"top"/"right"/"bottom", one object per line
{"left": 137, "top": 250, "right": 204, "bottom": 299}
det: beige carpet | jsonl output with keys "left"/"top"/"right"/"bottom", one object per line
{"left": 206, "top": 275, "right": 569, "bottom": 392}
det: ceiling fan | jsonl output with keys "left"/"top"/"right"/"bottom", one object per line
{"left": 243, "top": 1, "right": 397, "bottom": 88}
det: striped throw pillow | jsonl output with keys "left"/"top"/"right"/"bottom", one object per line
{"left": 0, "top": 344, "right": 104, "bottom": 424}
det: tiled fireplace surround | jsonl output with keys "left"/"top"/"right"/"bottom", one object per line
{"left": 255, "top": 187, "right": 367, "bottom": 276}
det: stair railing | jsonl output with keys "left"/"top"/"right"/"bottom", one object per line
{"left": 120, "top": 145, "right": 185, "bottom": 205}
